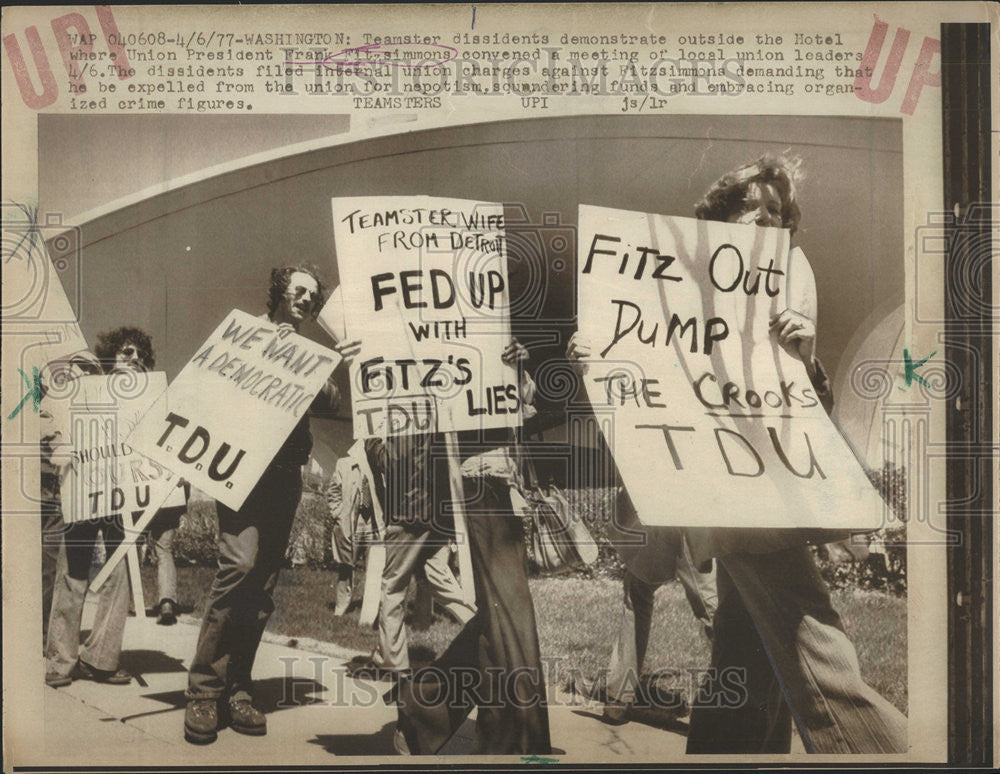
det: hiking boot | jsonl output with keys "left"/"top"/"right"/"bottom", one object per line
{"left": 157, "top": 598, "right": 177, "bottom": 626}
{"left": 45, "top": 671, "right": 72, "bottom": 688}
{"left": 75, "top": 660, "right": 132, "bottom": 685}
{"left": 184, "top": 698, "right": 219, "bottom": 744}
{"left": 227, "top": 698, "right": 266, "bottom": 736}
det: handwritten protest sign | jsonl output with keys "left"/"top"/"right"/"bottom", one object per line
{"left": 577, "top": 204, "right": 884, "bottom": 530}
{"left": 326, "top": 196, "right": 519, "bottom": 438}
{"left": 58, "top": 372, "right": 179, "bottom": 525}
{"left": 129, "top": 310, "right": 340, "bottom": 510}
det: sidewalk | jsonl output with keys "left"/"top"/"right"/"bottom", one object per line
{"left": 31, "top": 604, "right": 694, "bottom": 767}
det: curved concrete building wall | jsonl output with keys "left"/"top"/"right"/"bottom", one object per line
{"left": 41, "top": 114, "right": 902, "bottom": 457}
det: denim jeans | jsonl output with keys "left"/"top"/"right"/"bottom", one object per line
{"left": 373, "top": 527, "right": 475, "bottom": 671}
{"left": 41, "top": 498, "right": 63, "bottom": 640}
{"left": 148, "top": 506, "right": 182, "bottom": 604}
{"left": 187, "top": 464, "right": 302, "bottom": 701}
{"left": 606, "top": 546, "right": 717, "bottom": 706}
{"left": 686, "top": 545, "right": 907, "bottom": 754}
{"left": 46, "top": 516, "right": 130, "bottom": 676}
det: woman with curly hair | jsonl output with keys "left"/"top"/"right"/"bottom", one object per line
{"left": 45, "top": 326, "right": 155, "bottom": 687}
{"left": 94, "top": 326, "right": 155, "bottom": 374}
{"left": 694, "top": 153, "right": 803, "bottom": 235}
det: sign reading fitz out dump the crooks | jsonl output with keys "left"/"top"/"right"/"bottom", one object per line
{"left": 129, "top": 309, "right": 340, "bottom": 510}
{"left": 328, "top": 196, "right": 520, "bottom": 439}
{"left": 577, "top": 204, "right": 884, "bottom": 530}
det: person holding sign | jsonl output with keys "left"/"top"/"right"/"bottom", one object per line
{"left": 332, "top": 436, "right": 476, "bottom": 679}
{"left": 571, "top": 154, "right": 901, "bottom": 753}
{"left": 387, "top": 338, "right": 552, "bottom": 756}
{"left": 44, "top": 327, "right": 156, "bottom": 688}
{"left": 40, "top": 351, "right": 104, "bottom": 642}
{"left": 184, "top": 265, "right": 344, "bottom": 745}
{"left": 678, "top": 155, "right": 905, "bottom": 754}
{"left": 327, "top": 196, "right": 549, "bottom": 754}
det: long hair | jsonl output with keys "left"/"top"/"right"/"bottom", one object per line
{"left": 94, "top": 326, "right": 155, "bottom": 373}
{"left": 266, "top": 264, "right": 327, "bottom": 320}
{"left": 694, "top": 154, "right": 803, "bottom": 235}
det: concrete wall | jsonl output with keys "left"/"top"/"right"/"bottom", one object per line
{"left": 40, "top": 114, "right": 902, "bottom": 457}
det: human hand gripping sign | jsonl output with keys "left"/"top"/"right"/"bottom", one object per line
{"left": 769, "top": 308, "right": 818, "bottom": 378}
{"left": 565, "top": 332, "right": 593, "bottom": 376}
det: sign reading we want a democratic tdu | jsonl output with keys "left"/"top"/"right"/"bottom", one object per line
{"left": 328, "top": 195, "right": 520, "bottom": 439}
{"left": 577, "top": 204, "right": 884, "bottom": 531}
{"left": 129, "top": 311, "right": 340, "bottom": 510}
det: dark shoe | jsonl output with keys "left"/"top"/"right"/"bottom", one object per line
{"left": 75, "top": 660, "right": 132, "bottom": 685}
{"left": 184, "top": 698, "right": 219, "bottom": 744}
{"left": 602, "top": 697, "right": 630, "bottom": 725}
{"left": 45, "top": 671, "right": 72, "bottom": 688}
{"left": 157, "top": 599, "right": 177, "bottom": 626}
{"left": 227, "top": 698, "right": 266, "bottom": 736}
{"left": 636, "top": 671, "right": 690, "bottom": 719}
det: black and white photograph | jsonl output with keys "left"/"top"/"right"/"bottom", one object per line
{"left": 1, "top": 3, "right": 993, "bottom": 770}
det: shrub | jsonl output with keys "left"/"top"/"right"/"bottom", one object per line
{"left": 812, "top": 463, "right": 908, "bottom": 595}
{"left": 169, "top": 492, "right": 335, "bottom": 569}
{"left": 167, "top": 463, "right": 909, "bottom": 597}
{"left": 285, "top": 492, "right": 334, "bottom": 567}
{"left": 171, "top": 499, "right": 219, "bottom": 566}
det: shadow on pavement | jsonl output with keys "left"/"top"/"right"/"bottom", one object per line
{"left": 118, "top": 649, "right": 187, "bottom": 677}
{"left": 256, "top": 676, "right": 330, "bottom": 713}
{"left": 570, "top": 707, "right": 689, "bottom": 736}
{"left": 309, "top": 720, "right": 397, "bottom": 756}
{"left": 144, "top": 603, "right": 198, "bottom": 617}
{"left": 127, "top": 677, "right": 330, "bottom": 719}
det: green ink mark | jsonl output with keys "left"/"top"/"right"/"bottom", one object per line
{"left": 903, "top": 349, "right": 936, "bottom": 388}
{"left": 7, "top": 367, "right": 43, "bottom": 419}
{"left": 520, "top": 754, "right": 559, "bottom": 764}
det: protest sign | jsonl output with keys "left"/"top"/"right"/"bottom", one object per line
{"left": 129, "top": 309, "right": 340, "bottom": 510}
{"left": 58, "top": 372, "right": 178, "bottom": 525}
{"left": 577, "top": 204, "right": 884, "bottom": 530}
{"left": 326, "top": 196, "right": 520, "bottom": 438}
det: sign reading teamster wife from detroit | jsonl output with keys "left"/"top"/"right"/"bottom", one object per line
{"left": 129, "top": 310, "right": 340, "bottom": 510}
{"left": 577, "top": 204, "right": 883, "bottom": 530}
{"left": 329, "top": 196, "right": 520, "bottom": 438}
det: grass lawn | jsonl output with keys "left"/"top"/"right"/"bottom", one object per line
{"left": 147, "top": 565, "right": 907, "bottom": 714}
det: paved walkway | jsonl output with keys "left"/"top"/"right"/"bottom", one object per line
{"left": 31, "top": 605, "right": 697, "bottom": 767}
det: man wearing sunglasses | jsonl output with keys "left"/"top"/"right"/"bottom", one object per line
{"left": 184, "top": 265, "right": 345, "bottom": 744}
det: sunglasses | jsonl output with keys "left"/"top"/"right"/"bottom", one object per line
{"left": 286, "top": 285, "right": 319, "bottom": 301}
